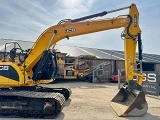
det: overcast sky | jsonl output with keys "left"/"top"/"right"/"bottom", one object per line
{"left": 0, "top": 0, "right": 160, "bottom": 54}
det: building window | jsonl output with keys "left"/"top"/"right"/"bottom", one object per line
{"left": 137, "top": 62, "right": 155, "bottom": 71}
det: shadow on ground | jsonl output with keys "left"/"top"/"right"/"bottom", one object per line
{"left": 124, "top": 112, "right": 160, "bottom": 120}
{"left": 65, "top": 98, "right": 72, "bottom": 106}
{"left": 50, "top": 78, "right": 120, "bottom": 89}
{"left": 55, "top": 112, "right": 65, "bottom": 120}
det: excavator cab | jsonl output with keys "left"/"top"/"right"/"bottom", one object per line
{"left": 110, "top": 86, "right": 148, "bottom": 116}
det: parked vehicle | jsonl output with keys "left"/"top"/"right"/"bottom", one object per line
{"left": 110, "top": 70, "right": 126, "bottom": 83}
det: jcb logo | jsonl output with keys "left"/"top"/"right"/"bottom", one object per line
{"left": 0, "top": 66, "right": 9, "bottom": 70}
{"left": 65, "top": 28, "right": 76, "bottom": 33}
{"left": 134, "top": 15, "right": 137, "bottom": 27}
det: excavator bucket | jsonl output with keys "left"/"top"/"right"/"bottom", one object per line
{"left": 110, "top": 87, "right": 148, "bottom": 117}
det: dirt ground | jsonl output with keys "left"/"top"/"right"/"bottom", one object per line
{"left": 53, "top": 80, "right": 160, "bottom": 120}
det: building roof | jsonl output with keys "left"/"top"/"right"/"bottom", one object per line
{"left": 0, "top": 39, "right": 34, "bottom": 52}
{"left": 0, "top": 38, "right": 160, "bottom": 63}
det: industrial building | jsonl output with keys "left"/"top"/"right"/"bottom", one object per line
{"left": 1, "top": 38, "right": 160, "bottom": 82}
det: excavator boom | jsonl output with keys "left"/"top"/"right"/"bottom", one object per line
{"left": 25, "top": 17, "right": 129, "bottom": 71}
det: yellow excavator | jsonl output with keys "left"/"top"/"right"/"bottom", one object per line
{"left": 0, "top": 3, "right": 147, "bottom": 118}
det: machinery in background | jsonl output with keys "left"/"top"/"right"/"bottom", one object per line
{"left": 81, "top": 61, "right": 111, "bottom": 83}
{"left": 56, "top": 52, "right": 96, "bottom": 80}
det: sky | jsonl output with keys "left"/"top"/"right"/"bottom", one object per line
{"left": 0, "top": 0, "right": 160, "bottom": 54}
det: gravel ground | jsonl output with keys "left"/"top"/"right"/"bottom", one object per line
{"left": 0, "top": 80, "right": 160, "bottom": 120}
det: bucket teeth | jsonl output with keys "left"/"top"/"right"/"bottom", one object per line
{"left": 110, "top": 88, "right": 148, "bottom": 117}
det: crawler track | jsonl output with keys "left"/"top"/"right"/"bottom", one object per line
{"left": 0, "top": 90, "right": 65, "bottom": 118}
{"left": 38, "top": 86, "right": 72, "bottom": 100}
